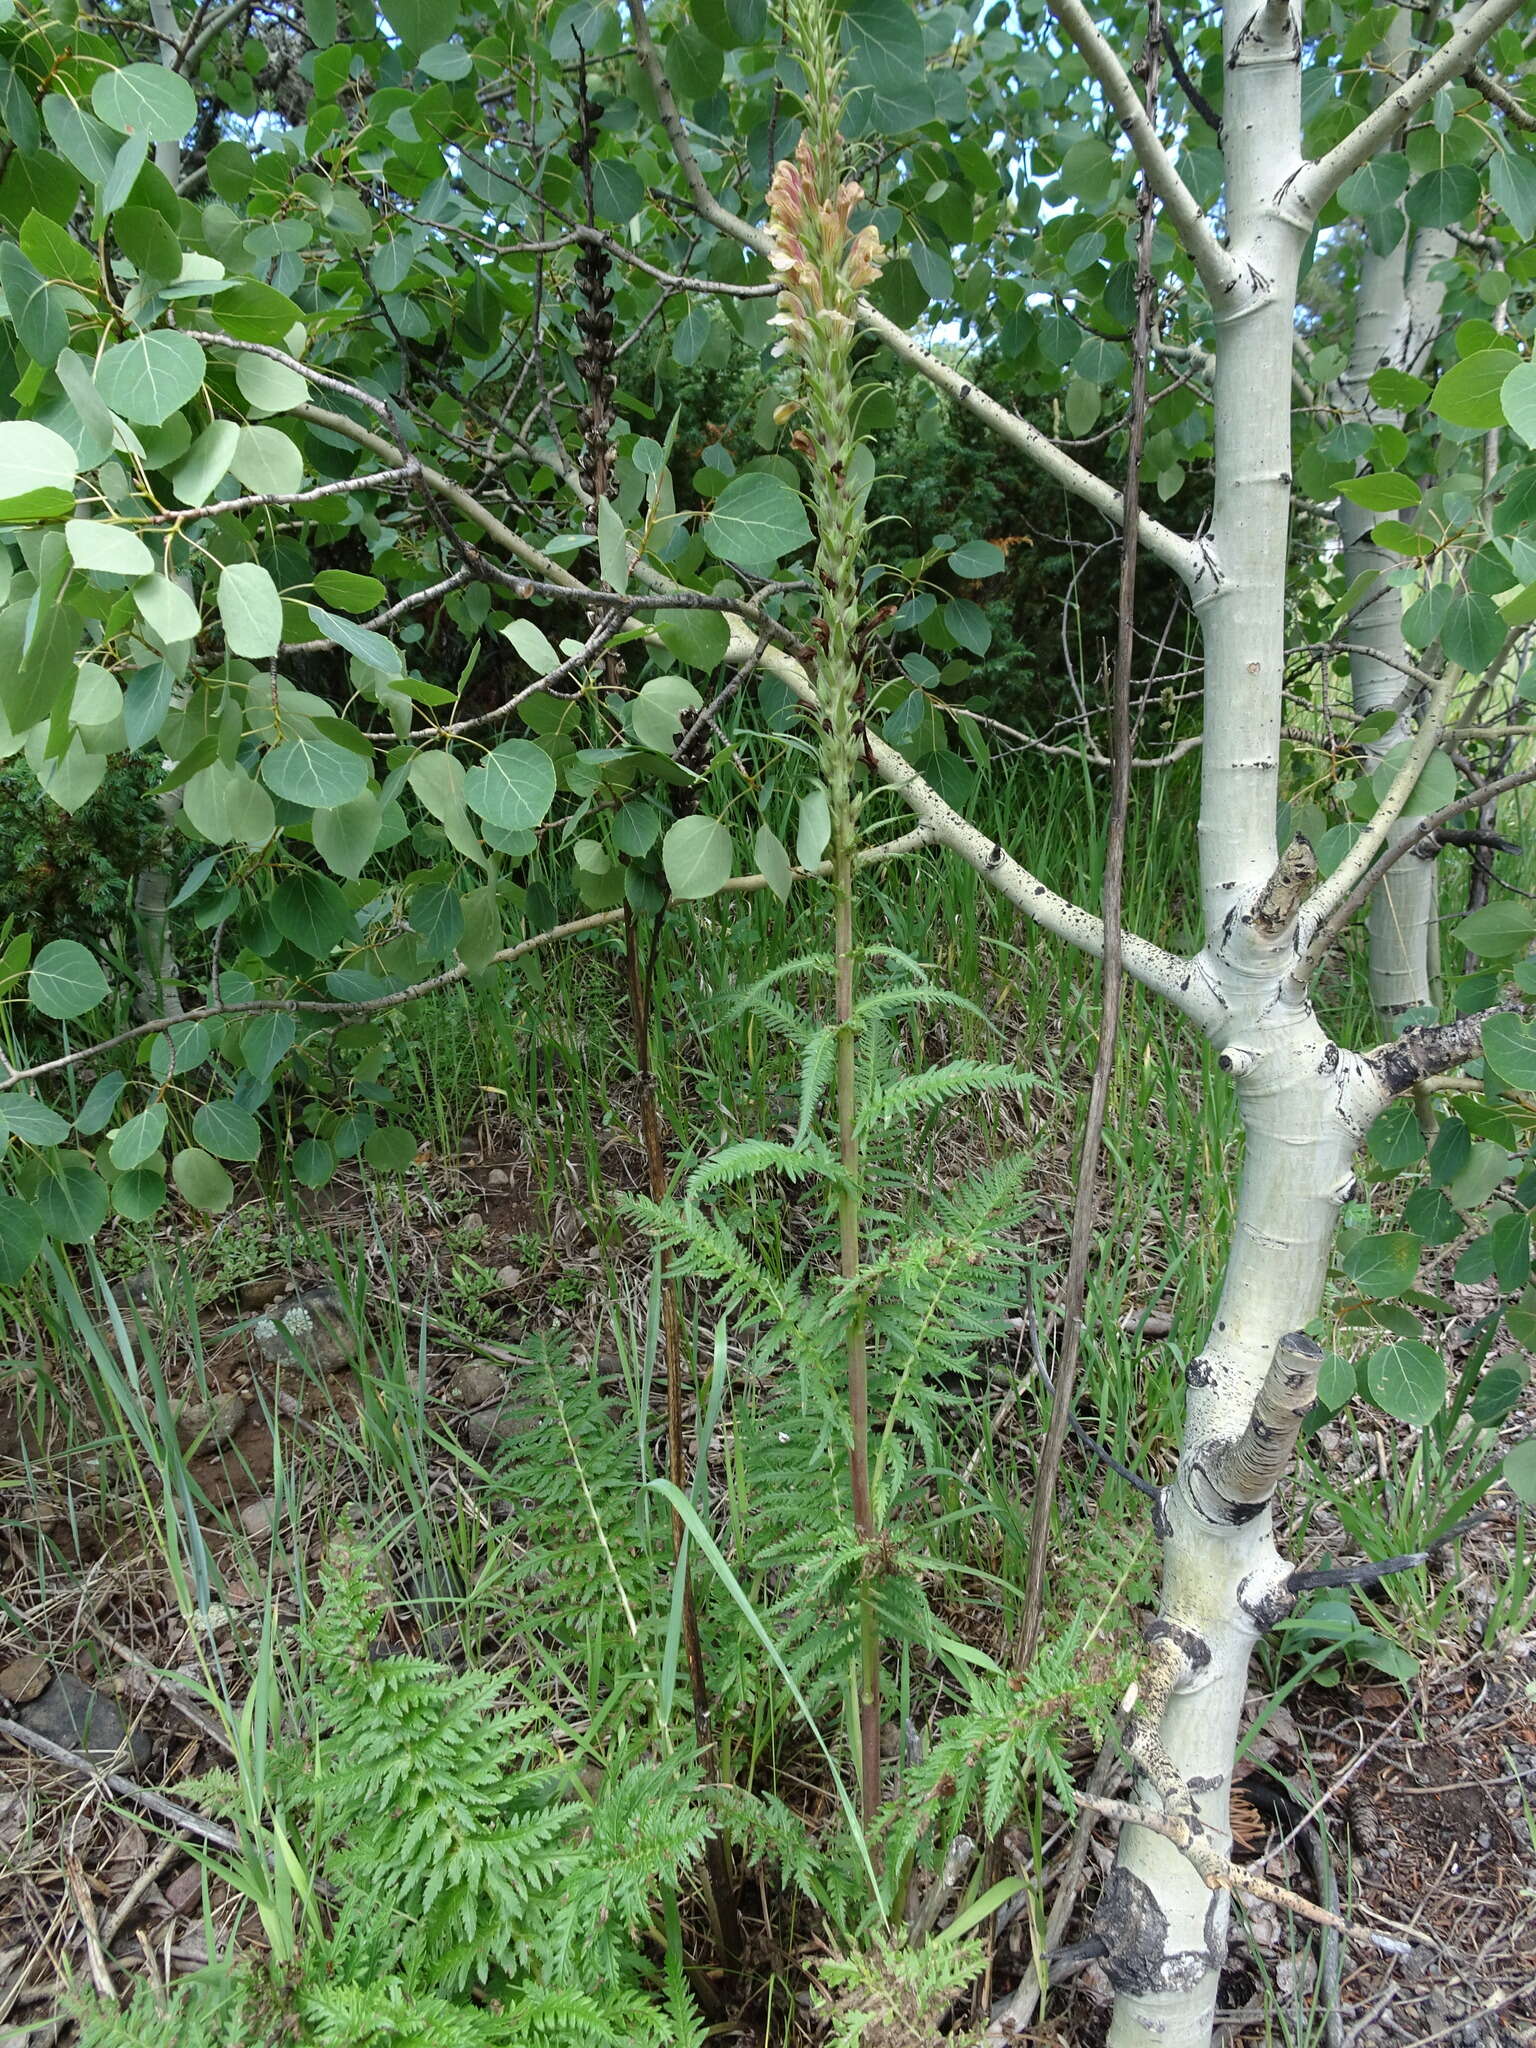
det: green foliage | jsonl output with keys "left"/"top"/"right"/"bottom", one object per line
{"left": 78, "top": 1547, "right": 711, "bottom": 2048}
{"left": 0, "top": 752, "right": 164, "bottom": 950}
{"left": 633, "top": 956, "right": 1038, "bottom": 1704}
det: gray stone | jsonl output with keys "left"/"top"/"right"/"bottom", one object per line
{"left": 250, "top": 1285, "right": 355, "bottom": 1370}
{"left": 19, "top": 1672, "right": 151, "bottom": 1773}
{"left": 174, "top": 1389, "right": 247, "bottom": 1452}
{"left": 447, "top": 1357, "right": 530, "bottom": 1453}
{"left": 239, "top": 1496, "right": 279, "bottom": 1541}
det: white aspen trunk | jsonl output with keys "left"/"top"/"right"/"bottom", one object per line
{"left": 1330, "top": 18, "right": 1452, "bottom": 1016}
{"left": 1101, "top": 9, "right": 1391, "bottom": 2038}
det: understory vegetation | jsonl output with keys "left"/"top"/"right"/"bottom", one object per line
{"left": 3, "top": 0, "right": 1536, "bottom": 2042}
{"left": 4, "top": 752, "right": 1533, "bottom": 2045}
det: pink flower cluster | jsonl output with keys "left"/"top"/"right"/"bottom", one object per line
{"left": 765, "top": 139, "right": 884, "bottom": 363}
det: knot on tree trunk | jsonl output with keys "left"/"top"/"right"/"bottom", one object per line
{"left": 1251, "top": 835, "right": 1318, "bottom": 939}
{"left": 1188, "top": 1331, "right": 1322, "bottom": 1523}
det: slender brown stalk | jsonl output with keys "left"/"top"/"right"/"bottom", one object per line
{"left": 833, "top": 851, "right": 881, "bottom": 1822}
{"left": 766, "top": 0, "right": 889, "bottom": 1826}
{"left": 1014, "top": 4, "right": 1162, "bottom": 1667}
{"left": 622, "top": 912, "right": 742, "bottom": 1963}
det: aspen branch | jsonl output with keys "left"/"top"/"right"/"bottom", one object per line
{"left": 1047, "top": 0, "right": 1237, "bottom": 299}
{"left": 1082, "top": 1796, "right": 1364, "bottom": 1940}
{"left": 621, "top": 0, "right": 1206, "bottom": 589}
{"left": 296, "top": 378, "right": 1218, "bottom": 1031}
{"left": 1296, "top": 0, "right": 1528, "bottom": 216}
{"left": 743, "top": 632, "right": 1219, "bottom": 1030}
{"left": 0, "top": 836, "right": 933, "bottom": 1094}
{"left": 1366, "top": 1006, "right": 1519, "bottom": 1095}
{"left": 495, "top": 222, "right": 781, "bottom": 295}
{"left": 1464, "top": 62, "right": 1536, "bottom": 130}
{"left": 1296, "top": 667, "right": 1456, "bottom": 957}
{"left": 143, "top": 468, "right": 416, "bottom": 523}
{"left": 1302, "top": 758, "right": 1536, "bottom": 964}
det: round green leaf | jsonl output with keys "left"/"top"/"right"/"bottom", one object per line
{"left": 240, "top": 1011, "right": 296, "bottom": 1080}
{"left": 271, "top": 870, "right": 355, "bottom": 955}
{"left": 171, "top": 1145, "right": 234, "bottom": 1212}
{"left": 312, "top": 569, "right": 385, "bottom": 614}
{"left": 234, "top": 350, "right": 309, "bottom": 416}
{"left": 662, "top": 813, "right": 733, "bottom": 899}
{"left": 462, "top": 739, "right": 557, "bottom": 831}
{"left": 134, "top": 573, "right": 201, "bottom": 647}
{"left": 305, "top": 605, "right": 402, "bottom": 676}
{"left": 1481, "top": 1012, "right": 1536, "bottom": 1092}
{"left": 631, "top": 674, "right": 702, "bottom": 753}
{"left": 312, "top": 791, "right": 382, "bottom": 878}
{"left": 1469, "top": 1358, "right": 1526, "bottom": 1428}
{"left": 64, "top": 519, "right": 155, "bottom": 577}
{"left": 231, "top": 423, "right": 302, "bottom": 496}
{"left": 261, "top": 734, "right": 370, "bottom": 808}
{"left": 1501, "top": 360, "right": 1536, "bottom": 450}
{"left": 700, "top": 471, "right": 811, "bottom": 572}
{"left": 192, "top": 1100, "right": 262, "bottom": 1163}
{"left": 1368, "top": 742, "right": 1456, "bottom": 816}
{"left": 948, "top": 538, "right": 1007, "bottom": 579}
{"left": 112, "top": 1167, "right": 166, "bottom": 1221}
{"left": 0, "top": 419, "right": 78, "bottom": 515}
{"left": 148, "top": 1020, "right": 211, "bottom": 1080}
{"left": 1365, "top": 1338, "right": 1445, "bottom": 1426}
{"left": 1342, "top": 1230, "right": 1419, "bottom": 1299}
{"left": 1366, "top": 1098, "right": 1426, "bottom": 1172}
{"left": 1429, "top": 350, "right": 1514, "bottom": 431}
{"left": 1451, "top": 899, "right": 1536, "bottom": 960}
{"left": 28, "top": 939, "right": 108, "bottom": 1019}
{"left": 91, "top": 63, "right": 197, "bottom": 143}
{"left": 1504, "top": 1436, "right": 1536, "bottom": 1504}
{"left": 1404, "top": 164, "right": 1480, "bottom": 230}
{"left": 109, "top": 1104, "right": 167, "bottom": 1170}
{"left": 1336, "top": 471, "right": 1421, "bottom": 513}
{"left": 2, "top": 1095, "right": 70, "bottom": 1144}
{"left": 1337, "top": 155, "right": 1409, "bottom": 215}
{"left": 34, "top": 1153, "right": 109, "bottom": 1242}
{"left": 364, "top": 1123, "right": 417, "bottom": 1171}
{"left": 292, "top": 1137, "right": 336, "bottom": 1188}
{"left": 171, "top": 420, "right": 239, "bottom": 507}
{"left": 183, "top": 761, "right": 277, "bottom": 848}
{"left": 0, "top": 1196, "right": 44, "bottom": 1283}
{"left": 217, "top": 562, "right": 284, "bottom": 658}
{"left": 754, "top": 823, "right": 793, "bottom": 903}
{"left": 96, "top": 331, "right": 206, "bottom": 426}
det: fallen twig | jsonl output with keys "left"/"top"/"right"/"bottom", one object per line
{"left": 0, "top": 1716, "right": 242, "bottom": 1855}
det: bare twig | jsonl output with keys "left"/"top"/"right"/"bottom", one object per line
{"left": 0, "top": 1716, "right": 242, "bottom": 1854}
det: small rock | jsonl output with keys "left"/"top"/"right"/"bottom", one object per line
{"left": 459, "top": 1212, "right": 486, "bottom": 1234}
{"left": 174, "top": 1389, "right": 248, "bottom": 1452}
{"left": 0, "top": 1654, "right": 51, "bottom": 1706}
{"left": 449, "top": 1358, "right": 507, "bottom": 1408}
{"left": 19, "top": 1672, "right": 151, "bottom": 1773}
{"left": 487, "top": 1168, "right": 510, "bottom": 1188}
{"left": 239, "top": 1496, "right": 279, "bottom": 1541}
{"left": 251, "top": 1285, "right": 355, "bottom": 1370}
{"left": 237, "top": 1275, "right": 290, "bottom": 1311}
{"left": 494, "top": 1265, "right": 523, "bottom": 1290}
{"left": 446, "top": 1357, "right": 529, "bottom": 1453}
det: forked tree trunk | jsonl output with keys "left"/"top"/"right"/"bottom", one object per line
{"left": 1089, "top": 6, "right": 1510, "bottom": 2040}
